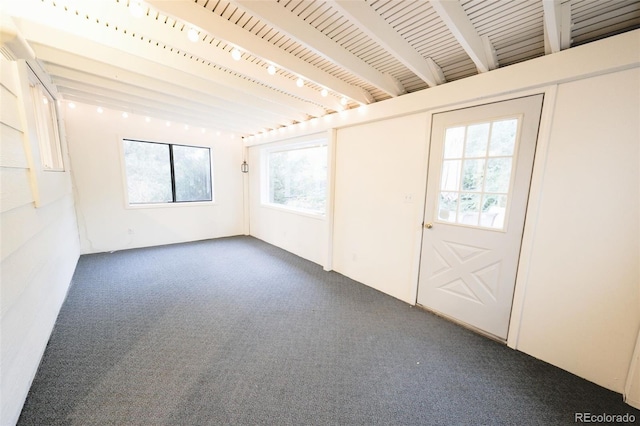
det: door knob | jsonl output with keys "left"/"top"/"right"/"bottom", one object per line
{"left": 424, "top": 222, "right": 433, "bottom": 229}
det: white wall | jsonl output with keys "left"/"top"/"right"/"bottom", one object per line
{"left": 65, "top": 105, "right": 244, "bottom": 254}
{"left": 247, "top": 31, "right": 640, "bottom": 399}
{"left": 0, "top": 58, "right": 80, "bottom": 426}
{"left": 248, "top": 133, "right": 329, "bottom": 266}
{"left": 332, "top": 114, "right": 428, "bottom": 303}
{"left": 513, "top": 68, "right": 640, "bottom": 393}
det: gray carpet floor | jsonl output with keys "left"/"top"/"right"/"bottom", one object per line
{"left": 18, "top": 236, "right": 639, "bottom": 425}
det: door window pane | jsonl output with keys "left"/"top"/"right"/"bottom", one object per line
{"left": 464, "top": 123, "right": 490, "bottom": 157}
{"left": 485, "top": 158, "right": 512, "bottom": 193}
{"left": 459, "top": 193, "right": 481, "bottom": 226}
{"left": 438, "top": 192, "right": 458, "bottom": 223}
{"left": 444, "top": 126, "right": 465, "bottom": 159}
{"left": 441, "top": 160, "right": 461, "bottom": 191}
{"left": 489, "top": 119, "right": 518, "bottom": 156}
{"left": 462, "top": 159, "right": 485, "bottom": 192}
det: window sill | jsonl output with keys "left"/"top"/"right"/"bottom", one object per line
{"left": 125, "top": 200, "right": 216, "bottom": 210}
{"left": 260, "top": 203, "right": 326, "bottom": 220}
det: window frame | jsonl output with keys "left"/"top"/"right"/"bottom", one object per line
{"left": 261, "top": 139, "right": 328, "bottom": 217}
{"left": 121, "top": 138, "right": 214, "bottom": 208}
{"left": 27, "top": 66, "right": 64, "bottom": 172}
{"left": 435, "top": 114, "right": 523, "bottom": 232}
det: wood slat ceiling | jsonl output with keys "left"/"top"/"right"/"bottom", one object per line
{"left": 3, "top": 0, "right": 639, "bottom": 139}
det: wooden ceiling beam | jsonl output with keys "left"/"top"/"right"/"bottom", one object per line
{"left": 332, "top": 0, "right": 444, "bottom": 88}
{"left": 430, "top": 0, "right": 498, "bottom": 73}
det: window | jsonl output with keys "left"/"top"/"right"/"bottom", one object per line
{"left": 264, "top": 142, "right": 327, "bottom": 215}
{"left": 122, "top": 139, "right": 212, "bottom": 205}
{"left": 437, "top": 117, "right": 520, "bottom": 230}
{"left": 29, "top": 73, "right": 63, "bottom": 171}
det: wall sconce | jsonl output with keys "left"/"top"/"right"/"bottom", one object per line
{"left": 241, "top": 161, "right": 249, "bottom": 173}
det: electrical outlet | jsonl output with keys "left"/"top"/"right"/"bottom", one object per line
{"left": 403, "top": 193, "right": 414, "bottom": 203}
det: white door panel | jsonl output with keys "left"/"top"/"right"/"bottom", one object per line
{"left": 417, "top": 95, "right": 543, "bottom": 340}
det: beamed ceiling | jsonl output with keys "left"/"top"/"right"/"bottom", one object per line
{"left": 2, "top": 0, "right": 640, "bottom": 139}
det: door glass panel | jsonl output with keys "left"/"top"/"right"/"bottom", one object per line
{"left": 481, "top": 194, "right": 507, "bottom": 228}
{"left": 489, "top": 119, "right": 518, "bottom": 156}
{"left": 465, "top": 123, "right": 490, "bottom": 157}
{"left": 438, "top": 192, "right": 458, "bottom": 223}
{"left": 462, "top": 159, "right": 485, "bottom": 192}
{"left": 437, "top": 116, "right": 520, "bottom": 230}
{"left": 441, "top": 160, "right": 461, "bottom": 191}
{"left": 444, "top": 127, "right": 465, "bottom": 159}
{"left": 459, "top": 193, "right": 481, "bottom": 226}
{"left": 485, "top": 158, "right": 512, "bottom": 193}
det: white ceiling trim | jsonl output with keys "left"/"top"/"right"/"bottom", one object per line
{"left": 331, "top": 0, "right": 445, "bottom": 88}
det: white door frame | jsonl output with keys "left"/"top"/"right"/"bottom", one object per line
{"left": 408, "top": 85, "right": 559, "bottom": 348}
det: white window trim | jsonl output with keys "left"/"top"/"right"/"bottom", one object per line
{"left": 27, "top": 65, "right": 64, "bottom": 172}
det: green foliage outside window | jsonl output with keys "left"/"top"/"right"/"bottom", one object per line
{"left": 123, "top": 139, "right": 212, "bottom": 204}
{"left": 267, "top": 144, "right": 327, "bottom": 214}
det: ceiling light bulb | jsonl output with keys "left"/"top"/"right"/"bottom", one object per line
{"left": 122, "top": 112, "right": 128, "bottom": 118}
{"left": 296, "top": 78, "right": 304, "bottom": 88}
{"left": 187, "top": 28, "right": 199, "bottom": 42}
{"left": 321, "top": 89, "right": 328, "bottom": 97}
{"left": 145, "top": 117, "right": 151, "bottom": 122}
{"left": 97, "top": 107, "right": 103, "bottom": 113}
{"left": 130, "top": 1, "right": 144, "bottom": 18}
{"left": 267, "top": 65, "right": 276, "bottom": 75}
{"left": 42, "top": 97, "right": 48, "bottom": 105}
{"left": 68, "top": 102, "right": 76, "bottom": 109}
{"left": 340, "top": 97, "right": 348, "bottom": 106}
{"left": 231, "top": 48, "right": 242, "bottom": 61}
{"left": 166, "top": 121, "right": 171, "bottom": 127}
{"left": 184, "top": 125, "right": 189, "bottom": 130}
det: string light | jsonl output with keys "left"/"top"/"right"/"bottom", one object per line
{"left": 296, "top": 78, "right": 304, "bottom": 88}
{"left": 129, "top": 1, "right": 144, "bottom": 18}
{"left": 267, "top": 65, "right": 276, "bottom": 75}
{"left": 187, "top": 28, "right": 199, "bottom": 42}
{"left": 231, "top": 48, "right": 242, "bottom": 61}
{"left": 321, "top": 89, "right": 328, "bottom": 97}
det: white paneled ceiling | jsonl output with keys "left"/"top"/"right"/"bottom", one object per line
{"left": 2, "top": 0, "right": 639, "bottom": 139}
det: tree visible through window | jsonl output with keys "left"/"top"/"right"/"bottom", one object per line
{"left": 123, "top": 139, "right": 212, "bottom": 204}
{"left": 266, "top": 143, "right": 327, "bottom": 214}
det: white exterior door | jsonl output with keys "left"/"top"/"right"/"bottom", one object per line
{"left": 417, "top": 95, "right": 543, "bottom": 340}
